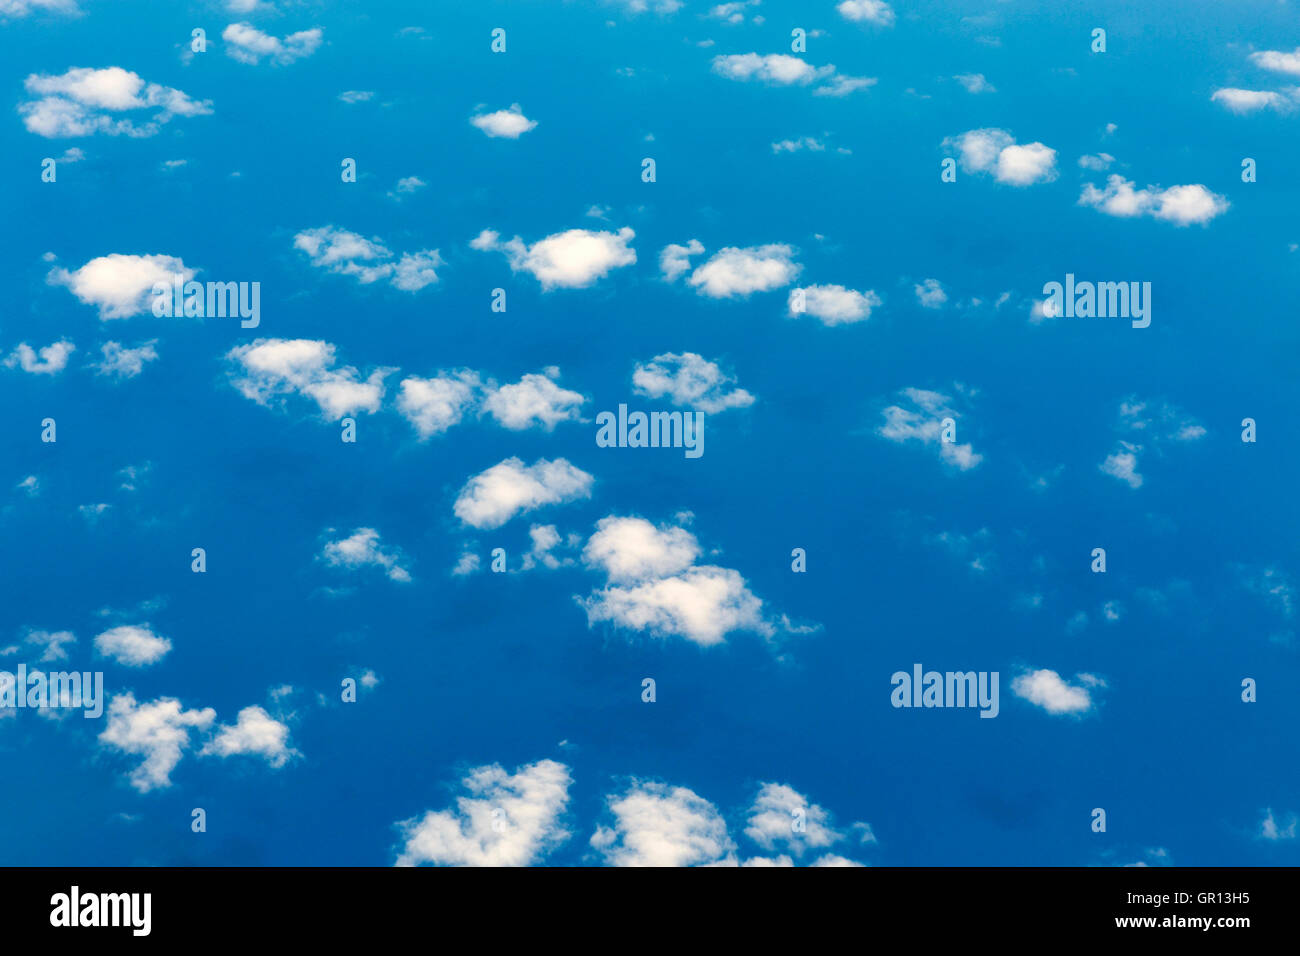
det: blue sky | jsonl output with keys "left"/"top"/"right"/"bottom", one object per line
{"left": 1, "top": 0, "right": 1297, "bottom": 867}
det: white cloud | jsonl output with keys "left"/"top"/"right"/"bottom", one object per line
{"left": 223, "top": 22, "right": 322, "bottom": 65}
{"left": 1260, "top": 808, "right": 1298, "bottom": 841}
{"left": 470, "top": 104, "right": 537, "bottom": 139}
{"left": 837, "top": 0, "right": 895, "bottom": 26}
{"left": 95, "top": 340, "right": 159, "bottom": 378}
{"left": 227, "top": 338, "right": 390, "bottom": 420}
{"left": 4, "top": 340, "right": 74, "bottom": 374}
{"left": 1249, "top": 48, "right": 1300, "bottom": 76}
{"left": 632, "top": 353, "right": 754, "bottom": 412}
{"left": 49, "top": 253, "right": 195, "bottom": 319}
{"left": 1078, "top": 152, "right": 1115, "bottom": 171}
{"left": 98, "top": 693, "right": 216, "bottom": 792}
{"left": 0, "top": 0, "right": 81, "bottom": 16}
{"left": 94, "top": 624, "right": 172, "bottom": 666}
{"left": 789, "top": 284, "right": 881, "bottom": 325}
{"left": 321, "top": 528, "right": 411, "bottom": 582}
{"left": 1011, "top": 669, "right": 1098, "bottom": 715}
{"left": 338, "top": 90, "right": 374, "bottom": 104}
{"left": 944, "top": 128, "right": 1058, "bottom": 186}
{"left": 711, "top": 53, "right": 829, "bottom": 86}
{"left": 771, "top": 136, "right": 826, "bottom": 153}
{"left": 1100, "top": 442, "right": 1142, "bottom": 488}
{"left": 471, "top": 227, "right": 636, "bottom": 290}
{"left": 914, "top": 278, "right": 947, "bottom": 308}
{"left": 396, "top": 370, "right": 480, "bottom": 438}
{"left": 482, "top": 371, "right": 586, "bottom": 430}
{"left": 954, "top": 73, "right": 995, "bottom": 94}
{"left": 453, "top": 458, "right": 593, "bottom": 529}
{"left": 673, "top": 243, "right": 800, "bottom": 298}
{"left": 1079, "top": 175, "right": 1229, "bottom": 226}
{"left": 19, "top": 67, "right": 212, "bottom": 138}
{"left": 591, "top": 781, "right": 734, "bottom": 866}
{"left": 294, "top": 226, "right": 442, "bottom": 291}
{"left": 1211, "top": 88, "right": 1291, "bottom": 114}
{"left": 24, "top": 629, "right": 77, "bottom": 662}
{"left": 745, "top": 782, "right": 871, "bottom": 858}
{"left": 582, "top": 516, "right": 701, "bottom": 583}
{"left": 521, "top": 524, "right": 581, "bottom": 571}
{"left": 395, "top": 760, "right": 572, "bottom": 866}
{"left": 581, "top": 565, "right": 772, "bottom": 646}
{"left": 659, "top": 239, "right": 704, "bottom": 281}
{"left": 879, "top": 386, "right": 982, "bottom": 471}
{"left": 200, "top": 706, "right": 296, "bottom": 767}
{"left": 711, "top": 53, "right": 872, "bottom": 96}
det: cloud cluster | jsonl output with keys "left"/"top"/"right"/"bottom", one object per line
{"left": 578, "top": 515, "right": 777, "bottom": 645}
{"left": 223, "top": 23, "right": 323, "bottom": 65}
{"left": 711, "top": 53, "right": 875, "bottom": 97}
{"left": 294, "top": 226, "right": 443, "bottom": 291}
{"left": 397, "top": 367, "right": 586, "bottom": 438}
{"left": 227, "top": 338, "right": 391, "bottom": 420}
{"left": 878, "top": 386, "right": 982, "bottom": 471}
{"left": 661, "top": 240, "right": 800, "bottom": 298}
{"left": 20, "top": 67, "right": 212, "bottom": 138}
{"left": 1078, "top": 175, "right": 1229, "bottom": 226}
{"left": 945, "top": 128, "right": 1058, "bottom": 186}
{"left": 631, "top": 353, "right": 754, "bottom": 413}
{"left": 49, "top": 253, "right": 195, "bottom": 319}
{"left": 320, "top": 528, "right": 411, "bottom": 582}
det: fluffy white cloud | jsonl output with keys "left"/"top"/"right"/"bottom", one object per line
{"left": 583, "top": 516, "right": 700, "bottom": 583}
{"left": 454, "top": 458, "right": 593, "bottom": 529}
{"left": 669, "top": 242, "right": 800, "bottom": 298}
{"left": 481, "top": 372, "right": 586, "bottom": 430}
{"left": 4, "top": 340, "right": 74, "bottom": 374}
{"left": 914, "top": 278, "right": 947, "bottom": 308}
{"left": 659, "top": 239, "right": 704, "bottom": 281}
{"left": 945, "top": 128, "right": 1058, "bottom": 186}
{"left": 1260, "top": 809, "right": 1298, "bottom": 841}
{"left": 95, "top": 340, "right": 159, "bottom": 378}
{"left": 200, "top": 706, "right": 295, "bottom": 767}
{"left": 98, "top": 693, "right": 216, "bottom": 792}
{"left": 294, "top": 226, "right": 442, "bottom": 291}
{"left": 591, "top": 781, "right": 735, "bottom": 866}
{"left": 395, "top": 760, "right": 572, "bottom": 866}
{"left": 49, "top": 253, "right": 195, "bottom": 319}
{"left": 790, "top": 284, "right": 881, "bottom": 325}
{"left": 396, "top": 370, "right": 480, "bottom": 438}
{"left": 745, "top": 782, "right": 872, "bottom": 858}
{"left": 771, "top": 136, "right": 825, "bottom": 153}
{"left": 470, "top": 104, "right": 537, "bottom": 138}
{"left": 711, "top": 53, "right": 872, "bottom": 96}
{"left": 837, "top": 0, "right": 895, "bottom": 26}
{"left": 471, "top": 227, "right": 636, "bottom": 290}
{"left": 94, "top": 624, "right": 172, "bottom": 666}
{"left": 227, "top": 338, "right": 390, "bottom": 420}
{"left": 321, "top": 528, "right": 411, "bottom": 582}
{"left": 879, "top": 387, "right": 982, "bottom": 471}
{"left": 223, "top": 22, "right": 322, "bottom": 65}
{"left": 581, "top": 565, "right": 771, "bottom": 646}
{"left": 1079, "top": 175, "right": 1229, "bottom": 226}
{"left": 1211, "top": 88, "right": 1291, "bottom": 114}
{"left": 632, "top": 353, "right": 755, "bottom": 412}
{"left": 19, "top": 67, "right": 212, "bottom": 138}
{"left": 712, "top": 53, "right": 829, "bottom": 85}
{"left": 1011, "top": 669, "right": 1101, "bottom": 715}
{"left": 1078, "top": 152, "right": 1115, "bottom": 171}
{"left": 1249, "top": 48, "right": 1300, "bottom": 76}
